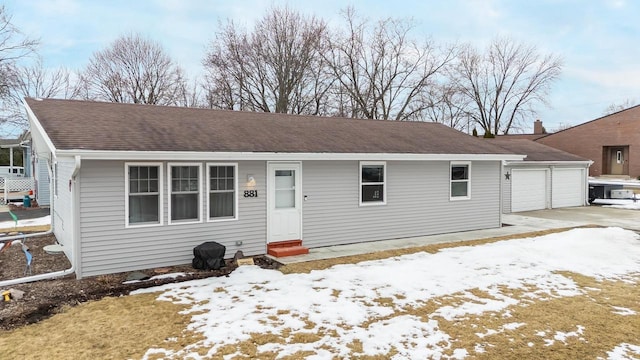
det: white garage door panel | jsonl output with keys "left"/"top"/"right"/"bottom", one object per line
{"left": 552, "top": 169, "right": 584, "bottom": 208}
{"left": 512, "top": 169, "right": 547, "bottom": 212}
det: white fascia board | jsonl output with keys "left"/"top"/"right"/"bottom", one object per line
{"left": 504, "top": 160, "right": 593, "bottom": 167}
{"left": 24, "top": 101, "right": 57, "bottom": 154}
{"left": 55, "top": 149, "right": 526, "bottom": 162}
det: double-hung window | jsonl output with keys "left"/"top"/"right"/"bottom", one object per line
{"left": 169, "top": 163, "right": 202, "bottom": 224}
{"left": 360, "top": 161, "right": 386, "bottom": 205}
{"left": 207, "top": 163, "right": 237, "bottom": 221}
{"left": 126, "top": 163, "right": 162, "bottom": 226}
{"left": 450, "top": 162, "right": 470, "bottom": 200}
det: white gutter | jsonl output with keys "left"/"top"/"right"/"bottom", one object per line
{"left": 55, "top": 149, "right": 526, "bottom": 162}
{"left": 72, "top": 155, "right": 81, "bottom": 178}
{"left": 0, "top": 156, "right": 81, "bottom": 287}
{"left": 504, "top": 160, "right": 593, "bottom": 167}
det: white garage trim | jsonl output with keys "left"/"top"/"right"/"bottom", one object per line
{"left": 551, "top": 168, "right": 586, "bottom": 208}
{"left": 511, "top": 168, "right": 549, "bottom": 212}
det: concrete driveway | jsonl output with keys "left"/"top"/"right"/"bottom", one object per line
{"left": 505, "top": 205, "right": 640, "bottom": 232}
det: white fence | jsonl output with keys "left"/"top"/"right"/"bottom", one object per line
{"left": 1, "top": 177, "right": 35, "bottom": 204}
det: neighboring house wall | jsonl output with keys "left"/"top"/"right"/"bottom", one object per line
{"left": 302, "top": 160, "right": 501, "bottom": 248}
{"left": 52, "top": 157, "right": 76, "bottom": 262}
{"left": 537, "top": 108, "right": 640, "bottom": 178}
{"left": 77, "top": 160, "right": 267, "bottom": 277}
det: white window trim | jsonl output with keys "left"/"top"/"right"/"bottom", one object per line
{"left": 359, "top": 161, "right": 386, "bottom": 206}
{"left": 450, "top": 161, "right": 471, "bottom": 201}
{"left": 206, "top": 162, "right": 239, "bottom": 222}
{"left": 168, "top": 162, "right": 203, "bottom": 225}
{"left": 125, "top": 162, "right": 164, "bottom": 228}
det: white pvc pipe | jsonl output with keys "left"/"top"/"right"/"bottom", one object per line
{"left": 1, "top": 229, "right": 52, "bottom": 243}
{"left": 0, "top": 264, "right": 74, "bottom": 287}
{"left": 0, "top": 228, "right": 71, "bottom": 287}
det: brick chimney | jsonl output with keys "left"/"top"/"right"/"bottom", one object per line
{"left": 533, "top": 119, "right": 544, "bottom": 134}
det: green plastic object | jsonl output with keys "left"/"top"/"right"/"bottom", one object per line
{"left": 8, "top": 210, "right": 18, "bottom": 229}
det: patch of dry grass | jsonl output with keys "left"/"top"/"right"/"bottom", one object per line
{"left": 280, "top": 227, "right": 592, "bottom": 274}
{"left": 432, "top": 272, "right": 640, "bottom": 359}
{"left": 0, "top": 224, "right": 51, "bottom": 234}
{"left": 0, "top": 292, "right": 203, "bottom": 359}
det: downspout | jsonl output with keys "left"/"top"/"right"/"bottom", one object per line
{"left": 0, "top": 156, "right": 81, "bottom": 287}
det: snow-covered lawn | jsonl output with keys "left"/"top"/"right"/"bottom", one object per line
{"left": 134, "top": 228, "right": 640, "bottom": 359}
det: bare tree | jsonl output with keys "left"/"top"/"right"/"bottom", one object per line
{"left": 176, "top": 79, "right": 204, "bottom": 108}
{"left": 0, "top": 5, "right": 38, "bottom": 130}
{"left": 423, "top": 82, "right": 472, "bottom": 131}
{"left": 551, "top": 122, "right": 574, "bottom": 132}
{"left": 203, "top": 7, "right": 332, "bottom": 114}
{"left": 453, "top": 37, "right": 562, "bottom": 135}
{"left": 603, "top": 98, "right": 637, "bottom": 115}
{"left": 78, "top": 33, "right": 187, "bottom": 105}
{"left": 3, "top": 58, "right": 78, "bottom": 128}
{"left": 324, "top": 8, "right": 455, "bottom": 121}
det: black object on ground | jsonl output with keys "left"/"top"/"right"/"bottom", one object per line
{"left": 192, "top": 242, "right": 226, "bottom": 270}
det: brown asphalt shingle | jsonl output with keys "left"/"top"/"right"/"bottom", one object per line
{"left": 26, "top": 98, "right": 516, "bottom": 155}
{"left": 487, "top": 138, "right": 589, "bottom": 162}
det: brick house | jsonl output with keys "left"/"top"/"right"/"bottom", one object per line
{"left": 535, "top": 106, "right": 640, "bottom": 179}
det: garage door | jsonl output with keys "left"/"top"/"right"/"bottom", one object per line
{"left": 511, "top": 169, "right": 548, "bottom": 212}
{"left": 552, "top": 168, "right": 585, "bottom": 208}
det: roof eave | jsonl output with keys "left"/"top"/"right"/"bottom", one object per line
{"left": 25, "top": 100, "right": 58, "bottom": 155}
{"left": 55, "top": 149, "right": 526, "bottom": 162}
{"left": 504, "top": 160, "right": 593, "bottom": 167}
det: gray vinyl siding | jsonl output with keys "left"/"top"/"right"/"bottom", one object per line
{"left": 502, "top": 168, "right": 512, "bottom": 213}
{"left": 30, "top": 122, "right": 53, "bottom": 206}
{"left": 35, "top": 157, "right": 50, "bottom": 206}
{"left": 77, "top": 160, "right": 266, "bottom": 277}
{"left": 52, "top": 157, "right": 75, "bottom": 261}
{"left": 301, "top": 160, "right": 501, "bottom": 248}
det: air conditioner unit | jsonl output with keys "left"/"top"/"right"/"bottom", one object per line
{"left": 610, "top": 189, "right": 635, "bottom": 199}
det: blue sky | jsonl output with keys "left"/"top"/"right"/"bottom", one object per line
{"left": 4, "top": 0, "right": 639, "bottom": 134}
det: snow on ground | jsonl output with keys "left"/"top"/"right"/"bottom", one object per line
{"left": 602, "top": 202, "right": 640, "bottom": 210}
{"left": 603, "top": 343, "right": 640, "bottom": 360}
{"left": 0, "top": 215, "right": 51, "bottom": 231}
{"left": 134, "top": 227, "right": 640, "bottom": 359}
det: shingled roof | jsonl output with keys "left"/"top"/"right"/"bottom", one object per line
{"left": 487, "top": 138, "right": 589, "bottom": 162}
{"left": 26, "top": 98, "right": 516, "bottom": 156}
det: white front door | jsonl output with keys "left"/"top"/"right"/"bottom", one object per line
{"left": 268, "top": 162, "right": 302, "bottom": 243}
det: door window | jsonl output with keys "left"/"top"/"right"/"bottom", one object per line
{"left": 275, "top": 170, "right": 295, "bottom": 208}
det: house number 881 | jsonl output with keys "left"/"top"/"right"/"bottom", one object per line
{"left": 244, "top": 190, "right": 258, "bottom": 198}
